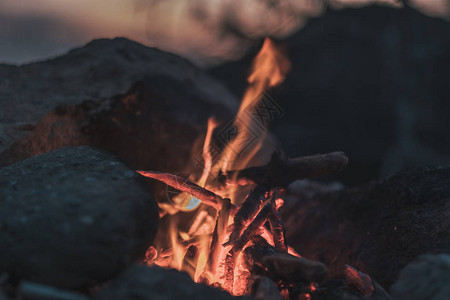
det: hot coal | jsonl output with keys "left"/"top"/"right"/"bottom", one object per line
{"left": 0, "top": 146, "right": 158, "bottom": 289}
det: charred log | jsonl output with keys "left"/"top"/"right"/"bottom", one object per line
{"left": 137, "top": 171, "right": 223, "bottom": 209}
{"left": 229, "top": 203, "right": 272, "bottom": 252}
{"left": 223, "top": 151, "right": 348, "bottom": 187}
{"left": 244, "top": 237, "right": 328, "bottom": 283}
{"left": 268, "top": 190, "right": 287, "bottom": 252}
{"left": 224, "top": 185, "right": 269, "bottom": 246}
{"left": 206, "top": 198, "right": 232, "bottom": 275}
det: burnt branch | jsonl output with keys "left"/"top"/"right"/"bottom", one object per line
{"left": 244, "top": 236, "right": 328, "bottom": 283}
{"left": 206, "top": 198, "right": 231, "bottom": 275}
{"left": 223, "top": 203, "right": 272, "bottom": 294}
{"left": 230, "top": 203, "right": 272, "bottom": 252}
{"left": 268, "top": 190, "right": 287, "bottom": 252}
{"left": 224, "top": 251, "right": 236, "bottom": 293}
{"left": 225, "top": 151, "right": 348, "bottom": 187}
{"left": 137, "top": 170, "right": 225, "bottom": 210}
{"left": 224, "top": 185, "right": 269, "bottom": 246}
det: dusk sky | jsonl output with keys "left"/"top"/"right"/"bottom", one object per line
{"left": 0, "top": 0, "right": 448, "bottom": 65}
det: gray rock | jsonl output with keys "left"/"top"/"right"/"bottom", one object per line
{"left": 282, "top": 166, "right": 450, "bottom": 289}
{"left": 0, "top": 38, "right": 238, "bottom": 173}
{"left": 391, "top": 254, "right": 450, "bottom": 300}
{"left": 93, "top": 264, "right": 248, "bottom": 300}
{"left": 0, "top": 146, "right": 159, "bottom": 289}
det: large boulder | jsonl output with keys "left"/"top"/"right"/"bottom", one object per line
{"left": 0, "top": 38, "right": 238, "bottom": 174}
{"left": 0, "top": 146, "right": 159, "bottom": 289}
{"left": 282, "top": 166, "right": 450, "bottom": 289}
{"left": 210, "top": 6, "right": 450, "bottom": 185}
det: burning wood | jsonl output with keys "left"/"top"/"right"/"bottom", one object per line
{"left": 230, "top": 203, "right": 271, "bottom": 253}
{"left": 140, "top": 37, "right": 371, "bottom": 300}
{"left": 223, "top": 199, "right": 274, "bottom": 293}
{"left": 223, "top": 151, "right": 348, "bottom": 187}
{"left": 139, "top": 150, "right": 345, "bottom": 296}
{"left": 224, "top": 184, "right": 269, "bottom": 246}
{"left": 205, "top": 198, "right": 231, "bottom": 276}
{"left": 267, "top": 190, "right": 287, "bottom": 252}
{"left": 137, "top": 170, "right": 227, "bottom": 210}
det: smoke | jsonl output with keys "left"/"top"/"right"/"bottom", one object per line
{"left": 136, "top": 0, "right": 326, "bottom": 65}
{"left": 136, "top": 0, "right": 406, "bottom": 65}
{"left": 136, "top": 0, "right": 449, "bottom": 65}
{"left": 1, "top": 0, "right": 448, "bottom": 65}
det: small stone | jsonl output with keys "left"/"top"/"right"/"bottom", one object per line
{"left": 391, "top": 254, "right": 450, "bottom": 300}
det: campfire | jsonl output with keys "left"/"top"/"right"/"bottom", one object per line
{"left": 134, "top": 38, "right": 371, "bottom": 299}
{"left": 1, "top": 2, "right": 449, "bottom": 299}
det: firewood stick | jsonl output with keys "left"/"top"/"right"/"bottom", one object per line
{"left": 137, "top": 170, "right": 226, "bottom": 210}
{"left": 224, "top": 251, "right": 236, "bottom": 293}
{"left": 268, "top": 191, "right": 287, "bottom": 252}
{"left": 223, "top": 203, "right": 272, "bottom": 294}
{"left": 224, "top": 151, "right": 348, "bottom": 187}
{"left": 206, "top": 198, "right": 231, "bottom": 275}
{"left": 223, "top": 185, "right": 269, "bottom": 246}
{"left": 244, "top": 236, "right": 328, "bottom": 283}
{"left": 231, "top": 203, "right": 272, "bottom": 252}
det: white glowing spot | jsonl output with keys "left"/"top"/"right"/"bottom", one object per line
{"left": 185, "top": 197, "right": 201, "bottom": 210}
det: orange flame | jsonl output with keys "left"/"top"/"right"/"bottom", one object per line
{"left": 198, "top": 117, "right": 218, "bottom": 187}
{"left": 151, "top": 38, "right": 290, "bottom": 295}
{"left": 215, "top": 38, "right": 290, "bottom": 203}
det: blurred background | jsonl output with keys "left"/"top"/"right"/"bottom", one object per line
{"left": 1, "top": 0, "right": 449, "bottom": 185}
